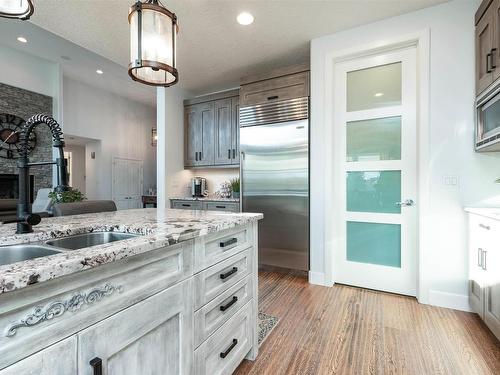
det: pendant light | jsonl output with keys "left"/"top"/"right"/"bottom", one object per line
{"left": 128, "top": 0, "right": 179, "bottom": 87}
{"left": 0, "top": 0, "right": 34, "bottom": 20}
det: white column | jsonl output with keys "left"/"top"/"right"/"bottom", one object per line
{"left": 156, "top": 87, "right": 168, "bottom": 209}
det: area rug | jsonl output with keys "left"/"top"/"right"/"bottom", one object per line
{"left": 258, "top": 311, "right": 279, "bottom": 346}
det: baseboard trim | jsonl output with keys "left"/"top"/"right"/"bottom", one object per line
{"left": 428, "top": 290, "right": 472, "bottom": 312}
{"left": 308, "top": 271, "right": 326, "bottom": 285}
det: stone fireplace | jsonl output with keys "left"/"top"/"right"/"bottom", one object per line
{"left": 0, "top": 83, "right": 53, "bottom": 199}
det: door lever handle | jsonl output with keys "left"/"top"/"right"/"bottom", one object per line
{"left": 396, "top": 199, "right": 414, "bottom": 207}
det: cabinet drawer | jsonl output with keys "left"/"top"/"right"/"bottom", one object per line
{"left": 194, "top": 275, "right": 253, "bottom": 347}
{"left": 0, "top": 241, "right": 193, "bottom": 370}
{"left": 240, "top": 71, "right": 309, "bottom": 107}
{"left": 194, "top": 225, "right": 253, "bottom": 272}
{"left": 172, "top": 200, "right": 203, "bottom": 210}
{"left": 194, "top": 249, "right": 252, "bottom": 309}
{"left": 204, "top": 202, "right": 240, "bottom": 212}
{"left": 195, "top": 301, "right": 253, "bottom": 375}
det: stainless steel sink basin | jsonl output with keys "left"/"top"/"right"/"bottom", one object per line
{"left": 0, "top": 245, "right": 61, "bottom": 266}
{"left": 45, "top": 232, "right": 139, "bottom": 250}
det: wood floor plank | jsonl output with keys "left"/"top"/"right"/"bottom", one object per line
{"left": 234, "top": 271, "right": 500, "bottom": 375}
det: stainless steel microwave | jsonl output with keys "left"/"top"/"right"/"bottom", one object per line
{"left": 476, "top": 83, "right": 500, "bottom": 151}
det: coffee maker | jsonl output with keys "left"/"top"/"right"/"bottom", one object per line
{"left": 191, "top": 177, "right": 207, "bottom": 197}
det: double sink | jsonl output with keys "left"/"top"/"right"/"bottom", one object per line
{"left": 0, "top": 232, "right": 139, "bottom": 267}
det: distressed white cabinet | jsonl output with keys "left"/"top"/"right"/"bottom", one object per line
{"left": 467, "top": 211, "right": 500, "bottom": 340}
{"left": 0, "top": 337, "right": 77, "bottom": 375}
{"left": 78, "top": 280, "right": 193, "bottom": 375}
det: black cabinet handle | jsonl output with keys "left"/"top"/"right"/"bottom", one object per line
{"left": 182, "top": 204, "right": 191, "bottom": 207}
{"left": 220, "top": 237, "right": 237, "bottom": 248}
{"left": 492, "top": 48, "right": 497, "bottom": 69}
{"left": 487, "top": 52, "right": 493, "bottom": 73}
{"left": 220, "top": 339, "right": 238, "bottom": 359}
{"left": 195, "top": 152, "right": 198, "bottom": 161}
{"left": 228, "top": 149, "right": 231, "bottom": 159}
{"left": 220, "top": 266, "right": 238, "bottom": 280}
{"left": 89, "top": 357, "right": 103, "bottom": 375}
{"left": 233, "top": 149, "right": 236, "bottom": 159}
{"left": 216, "top": 205, "right": 226, "bottom": 209}
{"left": 267, "top": 95, "right": 279, "bottom": 101}
{"left": 200, "top": 151, "right": 202, "bottom": 160}
{"left": 220, "top": 296, "right": 238, "bottom": 311}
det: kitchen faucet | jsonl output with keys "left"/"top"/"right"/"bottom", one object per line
{"left": 7, "top": 114, "right": 69, "bottom": 234}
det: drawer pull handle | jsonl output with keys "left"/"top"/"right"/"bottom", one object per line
{"left": 90, "top": 357, "right": 103, "bottom": 375}
{"left": 220, "top": 267, "right": 238, "bottom": 280}
{"left": 220, "top": 237, "right": 237, "bottom": 248}
{"left": 220, "top": 296, "right": 238, "bottom": 312}
{"left": 220, "top": 339, "right": 238, "bottom": 359}
{"left": 479, "top": 223, "right": 490, "bottom": 230}
{"left": 478, "top": 248, "right": 483, "bottom": 267}
{"left": 182, "top": 204, "right": 191, "bottom": 207}
{"left": 267, "top": 95, "right": 279, "bottom": 101}
{"left": 216, "top": 205, "right": 226, "bottom": 209}
{"left": 482, "top": 250, "right": 487, "bottom": 271}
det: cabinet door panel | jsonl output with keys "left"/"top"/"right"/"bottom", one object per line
{"left": 231, "top": 97, "right": 240, "bottom": 165}
{"left": 0, "top": 337, "right": 77, "bottom": 375}
{"left": 199, "top": 102, "right": 215, "bottom": 166}
{"left": 78, "top": 280, "right": 193, "bottom": 375}
{"left": 215, "top": 99, "right": 233, "bottom": 165}
{"left": 468, "top": 215, "right": 487, "bottom": 316}
{"left": 484, "top": 239, "right": 500, "bottom": 340}
{"left": 185, "top": 106, "right": 199, "bottom": 167}
{"left": 476, "top": 5, "right": 494, "bottom": 94}
{"left": 493, "top": 0, "right": 500, "bottom": 82}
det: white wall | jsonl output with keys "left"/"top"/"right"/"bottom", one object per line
{"left": 310, "top": 0, "right": 498, "bottom": 311}
{"left": 63, "top": 77, "right": 156, "bottom": 200}
{"left": 0, "top": 45, "right": 62, "bottom": 120}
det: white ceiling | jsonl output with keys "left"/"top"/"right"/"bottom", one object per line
{"left": 29, "top": 0, "right": 448, "bottom": 97}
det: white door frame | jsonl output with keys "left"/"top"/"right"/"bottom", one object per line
{"left": 321, "top": 30, "right": 430, "bottom": 303}
{"left": 112, "top": 157, "right": 144, "bottom": 208}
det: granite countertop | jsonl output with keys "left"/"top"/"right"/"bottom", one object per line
{"left": 0, "top": 208, "right": 262, "bottom": 295}
{"left": 465, "top": 207, "right": 500, "bottom": 221}
{"left": 170, "top": 197, "right": 240, "bottom": 203}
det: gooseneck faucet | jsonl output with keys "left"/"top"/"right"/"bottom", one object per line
{"left": 15, "top": 114, "right": 69, "bottom": 234}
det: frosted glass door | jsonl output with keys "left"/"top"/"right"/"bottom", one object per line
{"left": 333, "top": 48, "right": 417, "bottom": 296}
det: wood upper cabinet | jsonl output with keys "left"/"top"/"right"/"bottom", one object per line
{"left": 231, "top": 97, "right": 240, "bottom": 165}
{"left": 185, "top": 102, "right": 215, "bottom": 167}
{"left": 184, "top": 89, "right": 240, "bottom": 168}
{"left": 214, "top": 98, "right": 233, "bottom": 165}
{"left": 77, "top": 280, "right": 194, "bottom": 375}
{"left": 475, "top": 0, "right": 500, "bottom": 94}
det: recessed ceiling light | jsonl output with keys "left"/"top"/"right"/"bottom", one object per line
{"left": 237, "top": 12, "right": 254, "bottom": 26}
{"left": 374, "top": 92, "right": 384, "bottom": 97}
{"left": 17, "top": 36, "right": 28, "bottom": 43}
{"left": 96, "top": 69, "right": 104, "bottom": 75}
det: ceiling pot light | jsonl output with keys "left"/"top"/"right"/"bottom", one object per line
{"left": 237, "top": 12, "right": 254, "bottom": 25}
{"left": 17, "top": 36, "right": 27, "bottom": 43}
{"left": 96, "top": 69, "right": 104, "bottom": 75}
{"left": 0, "top": 0, "right": 34, "bottom": 20}
{"left": 128, "top": 0, "right": 179, "bottom": 87}
{"left": 374, "top": 92, "right": 384, "bottom": 97}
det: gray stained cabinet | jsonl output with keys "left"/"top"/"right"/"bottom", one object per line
{"left": 475, "top": 0, "right": 500, "bottom": 94}
{"left": 185, "top": 91, "right": 239, "bottom": 168}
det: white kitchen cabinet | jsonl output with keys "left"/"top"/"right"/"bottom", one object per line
{"left": 467, "top": 210, "right": 500, "bottom": 340}
{"left": 0, "top": 336, "right": 77, "bottom": 375}
{"left": 77, "top": 279, "right": 193, "bottom": 375}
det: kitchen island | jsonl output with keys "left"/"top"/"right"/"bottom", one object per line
{"left": 0, "top": 208, "right": 262, "bottom": 375}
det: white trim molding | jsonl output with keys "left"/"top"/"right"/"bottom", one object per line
{"left": 428, "top": 290, "right": 472, "bottom": 312}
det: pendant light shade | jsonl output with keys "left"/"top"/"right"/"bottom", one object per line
{"left": 0, "top": 0, "right": 34, "bottom": 20}
{"left": 128, "top": 0, "right": 179, "bottom": 87}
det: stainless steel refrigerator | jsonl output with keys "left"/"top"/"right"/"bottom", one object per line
{"left": 240, "top": 97, "right": 309, "bottom": 271}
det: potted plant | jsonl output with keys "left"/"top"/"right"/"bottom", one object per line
{"left": 48, "top": 187, "right": 86, "bottom": 204}
{"left": 230, "top": 178, "right": 240, "bottom": 199}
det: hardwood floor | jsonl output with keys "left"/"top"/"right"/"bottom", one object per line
{"left": 235, "top": 271, "right": 500, "bottom": 375}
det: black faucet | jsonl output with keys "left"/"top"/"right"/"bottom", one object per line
{"left": 12, "top": 114, "right": 69, "bottom": 234}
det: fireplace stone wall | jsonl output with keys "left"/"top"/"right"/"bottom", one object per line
{"left": 0, "top": 83, "right": 53, "bottom": 199}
